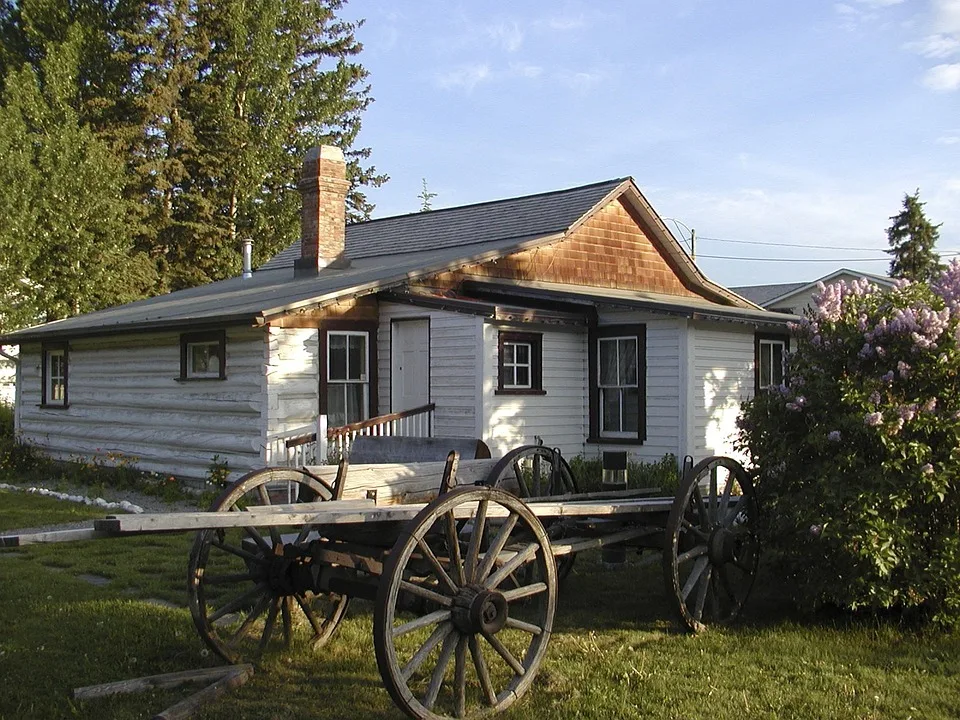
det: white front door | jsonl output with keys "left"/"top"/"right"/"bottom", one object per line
{"left": 391, "top": 319, "right": 430, "bottom": 412}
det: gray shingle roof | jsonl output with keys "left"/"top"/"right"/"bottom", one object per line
{"left": 2, "top": 178, "right": 628, "bottom": 342}
{"left": 261, "top": 178, "right": 627, "bottom": 270}
{"left": 729, "top": 282, "right": 807, "bottom": 306}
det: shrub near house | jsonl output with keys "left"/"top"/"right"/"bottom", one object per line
{"left": 738, "top": 266, "right": 960, "bottom": 625}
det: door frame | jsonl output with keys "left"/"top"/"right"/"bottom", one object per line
{"left": 390, "top": 317, "right": 431, "bottom": 413}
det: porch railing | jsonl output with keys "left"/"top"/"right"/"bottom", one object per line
{"left": 263, "top": 402, "right": 435, "bottom": 467}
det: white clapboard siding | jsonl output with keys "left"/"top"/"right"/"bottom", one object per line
{"left": 377, "top": 303, "right": 481, "bottom": 439}
{"left": 265, "top": 327, "right": 319, "bottom": 437}
{"left": 690, "top": 321, "right": 754, "bottom": 462}
{"left": 17, "top": 328, "right": 266, "bottom": 480}
{"left": 482, "top": 323, "right": 588, "bottom": 460}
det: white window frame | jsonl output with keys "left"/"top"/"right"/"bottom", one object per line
{"left": 327, "top": 330, "right": 369, "bottom": 427}
{"left": 598, "top": 335, "right": 639, "bottom": 439}
{"left": 44, "top": 347, "right": 67, "bottom": 406}
{"left": 502, "top": 340, "right": 533, "bottom": 389}
{"left": 758, "top": 338, "right": 787, "bottom": 390}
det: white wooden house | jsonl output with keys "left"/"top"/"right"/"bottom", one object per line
{"left": 1, "top": 146, "right": 793, "bottom": 480}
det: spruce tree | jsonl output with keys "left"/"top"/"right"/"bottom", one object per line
{"left": 886, "top": 190, "right": 944, "bottom": 282}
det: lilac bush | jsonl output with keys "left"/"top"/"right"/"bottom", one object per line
{"left": 738, "top": 265, "right": 960, "bottom": 625}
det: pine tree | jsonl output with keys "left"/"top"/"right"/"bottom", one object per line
{"left": 0, "top": 25, "right": 155, "bottom": 331}
{"left": 886, "top": 190, "right": 944, "bottom": 282}
{"left": 418, "top": 179, "right": 437, "bottom": 212}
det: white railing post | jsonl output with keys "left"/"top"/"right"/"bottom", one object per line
{"left": 317, "top": 415, "right": 328, "bottom": 464}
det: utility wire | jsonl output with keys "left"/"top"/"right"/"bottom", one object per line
{"left": 696, "top": 252, "right": 960, "bottom": 262}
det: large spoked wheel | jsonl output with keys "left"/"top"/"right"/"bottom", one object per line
{"left": 375, "top": 486, "right": 557, "bottom": 720}
{"left": 483, "top": 445, "right": 579, "bottom": 498}
{"left": 188, "top": 467, "right": 350, "bottom": 664}
{"left": 663, "top": 456, "right": 760, "bottom": 633}
{"left": 484, "top": 445, "right": 578, "bottom": 581}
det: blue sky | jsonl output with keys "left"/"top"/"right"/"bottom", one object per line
{"left": 344, "top": 0, "right": 960, "bottom": 288}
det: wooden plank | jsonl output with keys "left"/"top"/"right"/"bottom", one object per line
{"left": 73, "top": 666, "right": 246, "bottom": 700}
{"left": 153, "top": 665, "right": 254, "bottom": 720}
{"left": 93, "top": 496, "right": 675, "bottom": 535}
{"left": 1, "top": 527, "right": 112, "bottom": 547}
{"left": 550, "top": 527, "right": 661, "bottom": 556}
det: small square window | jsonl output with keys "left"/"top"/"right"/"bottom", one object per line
{"left": 180, "top": 331, "right": 226, "bottom": 380}
{"left": 497, "top": 332, "right": 543, "bottom": 395}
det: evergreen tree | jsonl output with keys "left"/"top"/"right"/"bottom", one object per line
{"left": 0, "top": 25, "right": 156, "bottom": 331}
{"left": 418, "top": 178, "right": 437, "bottom": 212}
{"left": 886, "top": 190, "right": 944, "bottom": 282}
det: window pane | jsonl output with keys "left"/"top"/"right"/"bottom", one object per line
{"left": 329, "top": 334, "right": 347, "bottom": 380}
{"left": 515, "top": 343, "right": 529, "bottom": 364}
{"left": 601, "top": 388, "right": 621, "bottom": 432}
{"left": 348, "top": 335, "right": 366, "bottom": 380}
{"left": 599, "top": 339, "right": 618, "bottom": 385}
{"left": 622, "top": 387, "right": 639, "bottom": 430}
{"left": 189, "top": 343, "right": 216, "bottom": 374}
{"left": 515, "top": 366, "right": 530, "bottom": 388}
{"left": 503, "top": 344, "right": 515, "bottom": 364}
{"left": 327, "top": 386, "right": 346, "bottom": 427}
{"left": 620, "top": 338, "right": 638, "bottom": 385}
{"left": 772, "top": 343, "right": 784, "bottom": 386}
{"left": 345, "top": 382, "right": 365, "bottom": 424}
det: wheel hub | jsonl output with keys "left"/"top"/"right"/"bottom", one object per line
{"left": 708, "top": 527, "right": 737, "bottom": 565}
{"left": 452, "top": 584, "right": 508, "bottom": 635}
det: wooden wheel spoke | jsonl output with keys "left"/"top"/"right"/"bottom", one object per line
{"left": 532, "top": 454, "right": 542, "bottom": 496}
{"left": 709, "top": 570, "right": 722, "bottom": 618}
{"left": 400, "top": 579, "right": 454, "bottom": 607}
{"left": 463, "top": 498, "right": 489, "bottom": 584}
{"left": 293, "top": 593, "right": 324, "bottom": 638}
{"left": 680, "top": 556, "right": 710, "bottom": 602}
{"left": 709, "top": 469, "right": 719, "bottom": 524}
{"left": 512, "top": 461, "right": 529, "bottom": 497}
{"left": 423, "top": 627, "right": 459, "bottom": 711}
{"left": 401, "top": 621, "right": 454, "bottom": 682}
{"left": 454, "top": 635, "right": 467, "bottom": 718}
{"left": 226, "top": 592, "right": 272, "bottom": 649}
{"left": 295, "top": 525, "right": 317, "bottom": 544}
{"left": 501, "top": 581, "right": 548, "bottom": 602}
{"left": 485, "top": 543, "right": 540, "bottom": 590}
{"left": 475, "top": 514, "right": 519, "bottom": 582}
{"left": 469, "top": 635, "right": 497, "bottom": 706}
{"left": 255, "top": 484, "right": 283, "bottom": 547}
{"left": 212, "top": 538, "right": 267, "bottom": 565}
{"left": 281, "top": 596, "right": 293, "bottom": 648}
{"left": 208, "top": 582, "right": 270, "bottom": 624}
{"left": 722, "top": 500, "right": 745, "bottom": 528}
{"left": 719, "top": 475, "right": 734, "bottom": 520}
{"left": 717, "top": 566, "right": 742, "bottom": 605}
{"left": 692, "top": 566, "right": 713, "bottom": 622}
{"left": 257, "top": 596, "right": 281, "bottom": 656}
{"left": 416, "top": 538, "right": 459, "bottom": 594}
{"left": 483, "top": 631, "right": 525, "bottom": 677}
{"left": 505, "top": 617, "right": 544, "bottom": 636}
{"left": 445, "top": 510, "right": 465, "bottom": 587}
{"left": 242, "top": 526, "right": 272, "bottom": 555}
{"left": 675, "top": 544, "right": 708, "bottom": 565}
{"left": 393, "top": 608, "right": 452, "bottom": 638}
{"left": 692, "top": 487, "right": 710, "bottom": 531}
{"left": 680, "top": 518, "right": 710, "bottom": 541}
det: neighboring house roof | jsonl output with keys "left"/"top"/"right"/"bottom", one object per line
{"left": 1, "top": 177, "right": 784, "bottom": 343}
{"left": 731, "top": 268, "right": 894, "bottom": 309}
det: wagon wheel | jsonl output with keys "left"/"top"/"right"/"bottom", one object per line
{"left": 483, "top": 445, "right": 579, "bottom": 580}
{"left": 188, "top": 467, "right": 350, "bottom": 664}
{"left": 374, "top": 486, "right": 557, "bottom": 720}
{"left": 662, "top": 456, "right": 760, "bottom": 633}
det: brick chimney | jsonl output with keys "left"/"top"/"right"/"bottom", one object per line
{"left": 295, "top": 145, "right": 350, "bottom": 274}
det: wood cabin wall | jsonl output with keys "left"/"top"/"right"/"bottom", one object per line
{"left": 377, "top": 303, "right": 481, "bottom": 440}
{"left": 17, "top": 328, "right": 265, "bottom": 480}
{"left": 480, "top": 322, "right": 588, "bottom": 460}
{"left": 265, "top": 326, "right": 319, "bottom": 440}
{"left": 689, "top": 321, "right": 755, "bottom": 463}
{"left": 585, "top": 311, "right": 685, "bottom": 465}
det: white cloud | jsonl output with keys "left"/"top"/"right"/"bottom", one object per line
{"left": 435, "top": 64, "right": 491, "bottom": 92}
{"left": 485, "top": 21, "right": 523, "bottom": 52}
{"left": 936, "top": 134, "right": 960, "bottom": 144}
{"left": 854, "top": 0, "right": 904, "bottom": 6}
{"left": 508, "top": 62, "right": 542, "bottom": 79}
{"left": 932, "top": 0, "right": 960, "bottom": 34}
{"left": 922, "top": 62, "right": 960, "bottom": 90}
{"left": 556, "top": 70, "right": 608, "bottom": 93}
{"left": 905, "top": 33, "right": 960, "bottom": 57}
{"left": 539, "top": 16, "right": 585, "bottom": 32}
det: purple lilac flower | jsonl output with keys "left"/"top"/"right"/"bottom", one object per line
{"left": 882, "top": 371, "right": 895, "bottom": 384}
{"left": 827, "top": 430, "right": 841, "bottom": 442}
{"left": 922, "top": 463, "right": 934, "bottom": 475}
{"left": 786, "top": 402, "right": 801, "bottom": 412}
{"left": 923, "top": 397, "right": 937, "bottom": 413}
{"left": 898, "top": 361, "right": 911, "bottom": 379}
{"left": 868, "top": 390, "right": 881, "bottom": 405}
{"left": 898, "top": 404, "right": 917, "bottom": 422}
{"left": 864, "top": 412, "right": 883, "bottom": 427}
{"left": 932, "top": 260, "right": 960, "bottom": 311}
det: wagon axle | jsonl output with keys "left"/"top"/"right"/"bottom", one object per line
{"left": 452, "top": 584, "right": 509, "bottom": 636}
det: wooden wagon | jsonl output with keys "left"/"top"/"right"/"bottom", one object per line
{"left": 2, "top": 445, "right": 760, "bottom": 720}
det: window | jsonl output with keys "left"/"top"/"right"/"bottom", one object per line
{"left": 180, "top": 331, "right": 226, "bottom": 380}
{"left": 755, "top": 334, "right": 788, "bottom": 392}
{"left": 497, "top": 331, "right": 544, "bottom": 394}
{"left": 42, "top": 343, "right": 68, "bottom": 407}
{"left": 589, "top": 324, "right": 646, "bottom": 442}
{"left": 327, "top": 331, "right": 369, "bottom": 427}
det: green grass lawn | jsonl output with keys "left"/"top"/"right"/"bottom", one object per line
{"left": 1, "top": 491, "right": 959, "bottom": 720}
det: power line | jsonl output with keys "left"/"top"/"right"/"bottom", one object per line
{"left": 696, "top": 252, "right": 960, "bottom": 262}
{"left": 697, "top": 235, "right": 884, "bottom": 252}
